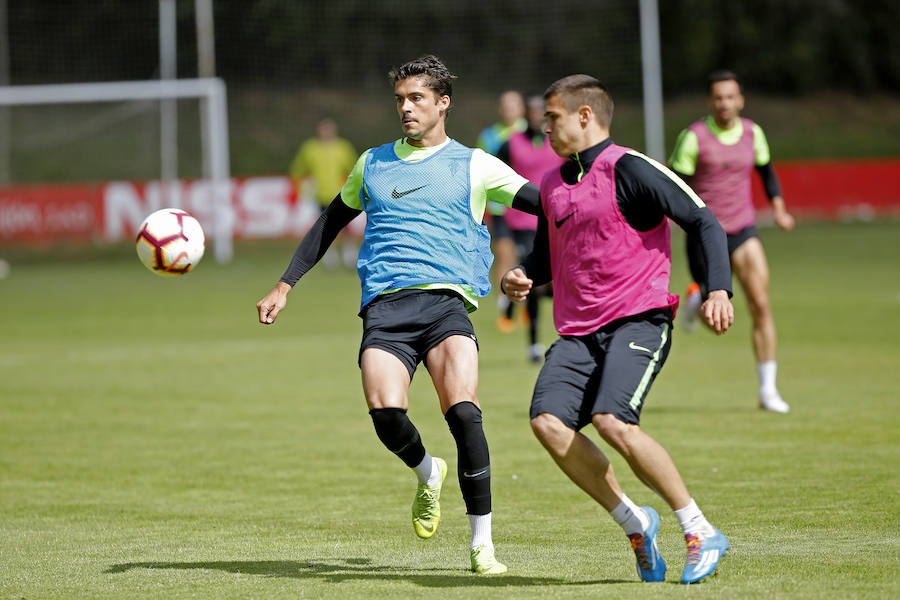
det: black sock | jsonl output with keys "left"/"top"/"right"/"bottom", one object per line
{"left": 445, "top": 401, "right": 491, "bottom": 515}
{"left": 369, "top": 407, "right": 426, "bottom": 468}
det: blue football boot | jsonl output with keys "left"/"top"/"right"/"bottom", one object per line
{"left": 681, "top": 528, "right": 730, "bottom": 584}
{"left": 628, "top": 506, "right": 666, "bottom": 582}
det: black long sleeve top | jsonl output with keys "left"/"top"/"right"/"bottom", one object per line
{"left": 519, "top": 138, "right": 732, "bottom": 297}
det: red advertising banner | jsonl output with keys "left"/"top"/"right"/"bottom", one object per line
{"left": 752, "top": 158, "right": 900, "bottom": 220}
{"left": 1, "top": 159, "right": 898, "bottom": 247}
{"left": 0, "top": 177, "right": 329, "bottom": 247}
{"left": 0, "top": 182, "right": 104, "bottom": 244}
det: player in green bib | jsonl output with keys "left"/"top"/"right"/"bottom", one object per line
{"left": 257, "top": 55, "right": 540, "bottom": 575}
{"left": 288, "top": 117, "right": 359, "bottom": 269}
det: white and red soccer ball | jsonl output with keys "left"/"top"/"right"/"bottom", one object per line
{"left": 135, "top": 208, "right": 205, "bottom": 276}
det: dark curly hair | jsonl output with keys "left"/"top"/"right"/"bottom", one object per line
{"left": 388, "top": 55, "right": 456, "bottom": 100}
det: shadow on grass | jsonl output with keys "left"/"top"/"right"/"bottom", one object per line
{"left": 105, "top": 557, "right": 632, "bottom": 587}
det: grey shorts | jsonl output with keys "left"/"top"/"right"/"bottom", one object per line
{"left": 530, "top": 309, "right": 673, "bottom": 428}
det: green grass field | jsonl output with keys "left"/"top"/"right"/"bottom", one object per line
{"left": 1, "top": 221, "right": 898, "bottom": 599}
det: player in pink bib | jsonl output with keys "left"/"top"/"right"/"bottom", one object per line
{"left": 496, "top": 94, "right": 566, "bottom": 361}
{"left": 502, "top": 75, "right": 734, "bottom": 584}
{"left": 670, "top": 71, "right": 795, "bottom": 413}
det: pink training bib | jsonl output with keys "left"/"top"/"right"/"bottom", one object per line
{"left": 505, "top": 132, "right": 565, "bottom": 231}
{"left": 688, "top": 117, "right": 756, "bottom": 234}
{"left": 540, "top": 143, "right": 678, "bottom": 336}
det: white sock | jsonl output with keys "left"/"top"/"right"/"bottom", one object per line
{"left": 757, "top": 360, "right": 778, "bottom": 394}
{"left": 609, "top": 494, "right": 650, "bottom": 536}
{"left": 413, "top": 453, "right": 437, "bottom": 485}
{"left": 674, "top": 499, "right": 715, "bottom": 537}
{"left": 469, "top": 513, "right": 493, "bottom": 550}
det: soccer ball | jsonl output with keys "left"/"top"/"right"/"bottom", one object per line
{"left": 135, "top": 208, "right": 205, "bottom": 276}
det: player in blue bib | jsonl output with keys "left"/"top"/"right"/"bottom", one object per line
{"left": 256, "top": 55, "right": 541, "bottom": 575}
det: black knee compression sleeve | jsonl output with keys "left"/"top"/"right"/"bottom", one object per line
{"left": 444, "top": 401, "right": 491, "bottom": 515}
{"left": 369, "top": 407, "right": 426, "bottom": 468}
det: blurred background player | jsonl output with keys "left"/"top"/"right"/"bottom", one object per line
{"left": 476, "top": 91, "right": 528, "bottom": 326}
{"left": 476, "top": 90, "right": 527, "bottom": 156}
{"left": 669, "top": 70, "right": 795, "bottom": 414}
{"left": 496, "top": 94, "right": 565, "bottom": 362}
{"left": 289, "top": 116, "right": 359, "bottom": 269}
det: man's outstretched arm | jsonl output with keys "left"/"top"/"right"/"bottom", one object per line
{"left": 256, "top": 194, "right": 360, "bottom": 324}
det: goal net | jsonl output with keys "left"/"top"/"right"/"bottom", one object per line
{"left": 0, "top": 0, "right": 659, "bottom": 263}
{"left": 0, "top": 78, "right": 232, "bottom": 262}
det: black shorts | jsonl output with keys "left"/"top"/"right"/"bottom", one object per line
{"left": 359, "top": 289, "right": 478, "bottom": 379}
{"left": 686, "top": 224, "right": 758, "bottom": 295}
{"left": 530, "top": 309, "right": 673, "bottom": 428}
{"left": 510, "top": 228, "right": 536, "bottom": 259}
{"left": 489, "top": 213, "right": 512, "bottom": 240}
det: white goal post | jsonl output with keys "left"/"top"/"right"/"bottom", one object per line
{"left": 0, "top": 77, "right": 233, "bottom": 263}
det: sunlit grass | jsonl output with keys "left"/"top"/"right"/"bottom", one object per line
{"left": 1, "top": 221, "right": 898, "bottom": 599}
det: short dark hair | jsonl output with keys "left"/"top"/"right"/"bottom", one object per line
{"left": 544, "top": 74, "right": 614, "bottom": 128}
{"left": 708, "top": 69, "right": 743, "bottom": 94}
{"left": 525, "top": 93, "right": 545, "bottom": 108}
{"left": 388, "top": 55, "right": 456, "bottom": 100}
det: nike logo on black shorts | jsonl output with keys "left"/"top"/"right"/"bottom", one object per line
{"left": 392, "top": 185, "right": 427, "bottom": 198}
{"left": 555, "top": 212, "right": 574, "bottom": 227}
{"left": 628, "top": 341, "right": 653, "bottom": 354}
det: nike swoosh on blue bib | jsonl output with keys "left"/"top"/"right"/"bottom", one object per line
{"left": 391, "top": 184, "right": 428, "bottom": 198}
